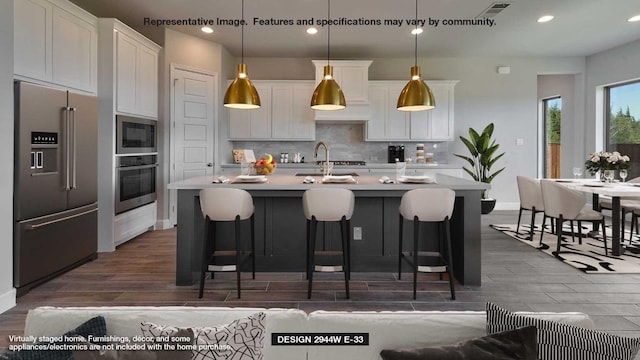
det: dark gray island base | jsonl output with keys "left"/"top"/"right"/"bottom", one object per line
{"left": 169, "top": 174, "right": 488, "bottom": 286}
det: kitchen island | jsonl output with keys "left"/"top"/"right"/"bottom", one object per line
{"left": 168, "top": 173, "right": 488, "bottom": 286}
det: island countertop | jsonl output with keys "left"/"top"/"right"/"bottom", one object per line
{"left": 168, "top": 173, "right": 488, "bottom": 191}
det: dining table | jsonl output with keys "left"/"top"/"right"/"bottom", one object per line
{"left": 561, "top": 179, "right": 640, "bottom": 256}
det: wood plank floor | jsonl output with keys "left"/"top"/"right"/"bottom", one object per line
{"left": 2, "top": 210, "right": 640, "bottom": 351}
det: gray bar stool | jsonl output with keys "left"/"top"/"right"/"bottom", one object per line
{"left": 198, "top": 188, "right": 255, "bottom": 298}
{"left": 303, "top": 188, "right": 355, "bottom": 299}
{"left": 398, "top": 188, "right": 456, "bottom": 300}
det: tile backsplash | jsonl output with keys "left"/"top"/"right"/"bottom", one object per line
{"left": 230, "top": 124, "right": 450, "bottom": 164}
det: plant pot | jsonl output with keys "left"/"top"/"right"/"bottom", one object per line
{"left": 481, "top": 198, "right": 496, "bottom": 214}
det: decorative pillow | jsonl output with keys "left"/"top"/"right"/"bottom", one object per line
{"left": 0, "top": 316, "right": 107, "bottom": 360}
{"left": 140, "top": 312, "right": 265, "bottom": 360}
{"left": 380, "top": 325, "right": 537, "bottom": 360}
{"left": 486, "top": 302, "right": 640, "bottom": 360}
{"left": 73, "top": 328, "right": 194, "bottom": 360}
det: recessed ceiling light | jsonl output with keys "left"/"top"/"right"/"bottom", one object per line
{"left": 537, "top": 15, "right": 554, "bottom": 23}
{"left": 201, "top": 26, "right": 214, "bottom": 34}
{"left": 411, "top": 28, "right": 423, "bottom": 35}
{"left": 306, "top": 27, "right": 318, "bottom": 34}
{"left": 629, "top": 15, "right": 640, "bottom": 22}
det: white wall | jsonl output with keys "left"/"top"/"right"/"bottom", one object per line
{"left": 0, "top": 0, "right": 16, "bottom": 312}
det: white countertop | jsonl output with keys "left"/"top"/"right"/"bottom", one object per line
{"left": 168, "top": 173, "right": 488, "bottom": 191}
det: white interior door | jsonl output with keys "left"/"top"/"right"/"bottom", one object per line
{"left": 171, "top": 68, "right": 215, "bottom": 224}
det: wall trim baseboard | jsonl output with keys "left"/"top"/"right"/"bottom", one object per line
{"left": 155, "top": 219, "right": 174, "bottom": 231}
{"left": 0, "top": 288, "right": 16, "bottom": 314}
{"left": 495, "top": 202, "right": 519, "bottom": 211}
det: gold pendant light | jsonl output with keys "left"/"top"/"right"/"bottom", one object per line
{"left": 310, "top": 0, "right": 346, "bottom": 110}
{"left": 224, "top": 0, "right": 260, "bottom": 109}
{"left": 397, "top": 0, "right": 435, "bottom": 112}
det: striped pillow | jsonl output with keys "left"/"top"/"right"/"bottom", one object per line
{"left": 486, "top": 302, "right": 640, "bottom": 360}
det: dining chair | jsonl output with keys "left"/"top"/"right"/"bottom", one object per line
{"left": 516, "top": 176, "right": 553, "bottom": 242}
{"left": 540, "top": 179, "right": 608, "bottom": 255}
{"left": 599, "top": 176, "right": 640, "bottom": 243}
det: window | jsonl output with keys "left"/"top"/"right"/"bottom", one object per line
{"left": 543, "top": 97, "right": 561, "bottom": 178}
{"left": 606, "top": 81, "right": 640, "bottom": 179}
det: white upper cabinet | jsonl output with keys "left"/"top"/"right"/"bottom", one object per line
{"left": 14, "top": 0, "right": 97, "bottom": 93}
{"left": 114, "top": 26, "right": 160, "bottom": 118}
{"left": 228, "top": 81, "right": 315, "bottom": 141}
{"left": 312, "top": 60, "right": 372, "bottom": 122}
{"left": 366, "top": 80, "right": 458, "bottom": 141}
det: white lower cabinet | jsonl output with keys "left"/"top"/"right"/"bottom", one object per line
{"left": 228, "top": 81, "right": 315, "bottom": 141}
{"left": 366, "top": 80, "right": 457, "bottom": 141}
{"left": 114, "top": 202, "right": 157, "bottom": 247}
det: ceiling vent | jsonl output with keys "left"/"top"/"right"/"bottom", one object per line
{"left": 476, "top": 2, "right": 512, "bottom": 19}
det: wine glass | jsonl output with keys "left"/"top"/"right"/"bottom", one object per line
{"left": 604, "top": 170, "right": 614, "bottom": 184}
{"left": 572, "top": 166, "right": 583, "bottom": 179}
{"left": 620, "top": 169, "right": 628, "bottom": 183}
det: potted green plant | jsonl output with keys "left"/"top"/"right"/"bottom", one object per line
{"left": 454, "top": 123, "right": 505, "bottom": 214}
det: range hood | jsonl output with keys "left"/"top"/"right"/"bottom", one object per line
{"left": 312, "top": 60, "right": 372, "bottom": 122}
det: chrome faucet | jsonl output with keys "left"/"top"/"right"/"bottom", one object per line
{"left": 314, "top": 141, "right": 331, "bottom": 176}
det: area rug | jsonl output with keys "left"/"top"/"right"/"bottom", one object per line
{"left": 490, "top": 223, "right": 640, "bottom": 273}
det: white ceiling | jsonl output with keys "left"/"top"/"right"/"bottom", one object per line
{"left": 70, "top": 0, "right": 640, "bottom": 58}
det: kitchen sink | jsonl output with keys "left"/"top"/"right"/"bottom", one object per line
{"left": 294, "top": 172, "right": 359, "bottom": 176}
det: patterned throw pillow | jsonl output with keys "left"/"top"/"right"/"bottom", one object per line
{"left": 380, "top": 325, "right": 538, "bottom": 360}
{"left": 486, "top": 302, "right": 640, "bottom": 360}
{"left": 140, "top": 312, "right": 265, "bottom": 360}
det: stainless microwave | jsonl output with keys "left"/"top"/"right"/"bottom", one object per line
{"left": 116, "top": 115, "right": 157, "bottom": 154}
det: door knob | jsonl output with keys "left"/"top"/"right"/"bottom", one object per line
{"left": 207, "top": 163, "right": 213, "bottom": 167}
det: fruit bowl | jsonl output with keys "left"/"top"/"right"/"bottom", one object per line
{"left": 254, "top": 162, "right": 276, "bottom": 175}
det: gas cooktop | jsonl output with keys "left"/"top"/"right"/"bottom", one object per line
{"left": 315, "top": 160, "right": 367, "bottom": 166}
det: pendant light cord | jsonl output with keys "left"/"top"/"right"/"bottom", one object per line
{"left": 414, "top": 0, "right": 418, "bottom": 67}
{"left": 241, "top": 0, "right": 245, "bottom": 64}
{"left": 327, "top": 0, "right": 331, "bottom": 66}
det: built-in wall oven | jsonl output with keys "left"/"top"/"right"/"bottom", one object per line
{"left": 116, "top": 115, "right": 157, "bottom": 154}
{"left": 115, "top": 154, "right": 157, "bottom": 214}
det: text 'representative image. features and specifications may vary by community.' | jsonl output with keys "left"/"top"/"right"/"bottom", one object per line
{"left": 142, "top": 17, "right": 497, "bottom": 28}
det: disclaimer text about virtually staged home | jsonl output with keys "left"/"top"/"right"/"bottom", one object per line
{"left": 5, "top": 332, "right": 371, "bottom": 351}
{"left": 142, "top": 16, "right": 497, "bottom": 28}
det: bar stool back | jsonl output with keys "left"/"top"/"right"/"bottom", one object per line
{"left": 303, "top": 188, "right": 355, "bottom": 299}
{"left": 198, "top": 188, "right": 255, "bottom": 298}
{"left": 399, "top": 188, "right": 456, "bottom": 300}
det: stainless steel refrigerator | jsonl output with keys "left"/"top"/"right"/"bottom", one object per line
{"left": 14, "top": 81, "right": 98, "bottom": 296}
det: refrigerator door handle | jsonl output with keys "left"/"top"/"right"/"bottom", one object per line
{"left": 70, "top": 107, "right": 77, "bottom": 189}
{"left": 24, "top": 207, "right": 98, "bottom": 230}
{"left": 63, "top": 107, "right": 71, "bottom": 191}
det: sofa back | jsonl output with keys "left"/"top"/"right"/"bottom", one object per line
{"left": 24, "top": 306, "right": 308, "bottom": 359}
{"left": 24, "top": 306, "right": 595, "bottom": 360}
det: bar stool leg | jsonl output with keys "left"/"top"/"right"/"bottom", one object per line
{"left": 308, "top": 216, "right": 317, "bottom": 299}
{"left": 413, "top": 215, "right": 419, "bottom": 300}
{"left": 251, "top": 214, "right": 256, "bottom": 279}
{"left": 340, "top": 216, "right": 350, "bottom": 299}
{"left": 305, "top": 219, "right": 310, "bottom": 280}
{"left": 199, "top": 216, "right": 211, "bottom": 299}
{"left": 398, "top": 215, "right": 403, "bottom": 280}
{"left": 517, "top": 207, "right": 523, "bottom": 234}
{"left": 347, "top": 219, "right": 352, "bottom": 281}
{"left": 445, "top": 217, "right": 455, "bottom": 300}
{"left": 235, "top": 215, "right": 241, "bottom": 299}
{"left": 577, "top": 220, "right": 582, "bottom": 245}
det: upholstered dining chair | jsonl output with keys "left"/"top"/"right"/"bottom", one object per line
{"left": 516, "top": 176, "right": 553, "bottom": 242}
{"left": 599, "top": 176, "right": 640, "bottom": 243}
{"left": 540, "top": 179, "right": 608, "bottom": 256}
